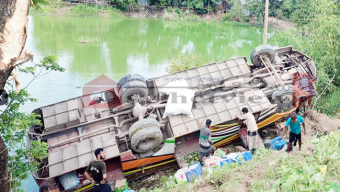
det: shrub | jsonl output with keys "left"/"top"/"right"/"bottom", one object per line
{"left": 166, "top": 53, "right": 203, "bottom": 73}
{"left": 68, "top": 4, "right": 124, "bottom": 17}
{"left": 222, "top": 12, "right": 232, "bottom": 21}
{"left": 161, "top": 9, "right": 180, "bottom": 20}
{"left": 110, "top": 0, "right": 139, "bottom": 11}
{"left": 175, "top": 7, "right": 184, "bottom": 16}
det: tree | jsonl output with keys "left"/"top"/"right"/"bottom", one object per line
{"left": 0, "top": 1, "right": 64, "bottom": 191}
{"left": 281, "top": 0, "right": 317, "bottom": 26}
{"left": 247, "top": 0, "right": 265, "bottom": 23}
{"left": 230, "top": 0, "right": 246, "bottom": 22}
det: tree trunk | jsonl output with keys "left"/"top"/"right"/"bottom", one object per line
{"left": 0, "top": 0, "right": 31, "bottom": 191}
{"left": 0, "top": 136, "right": 9, "bottom": 192}
{"left": 0, "top": 0, "right": 32, "bottom": 89}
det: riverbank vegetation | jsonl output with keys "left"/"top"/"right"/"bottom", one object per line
{"left": 30, "top": 1, "right": 125, "bottom": 18}
{"left": 274, "top": 0, "right": 340, "bottom": 116}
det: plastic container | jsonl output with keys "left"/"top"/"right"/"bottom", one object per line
{"left": 204, "top": 157, "right": 222, "bottom": 173}
{"left": 58, "top": 172, "right": 80, "bottom": 190}
{"left": 220, "top": 158, "right": 233, "bottom": 167}
{"left": 185, "top": 162, "right": 203, "bottom": 182}
{"left": 222, "top": 153, "right": 241, "bottom": 165}
{"left": 242, "top": 151, "right": 253, "bottom": 161}
{"left": 271, "top": 136, "right": 285, "bottom": 150}
{"left": 174, "top": 168, "right": 188, "bottom": 184}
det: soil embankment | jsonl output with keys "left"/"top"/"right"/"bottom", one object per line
{"left": 268, "top": 16, "right": 296, "bottom": 31}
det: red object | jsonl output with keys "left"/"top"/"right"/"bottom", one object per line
{"left": 89, "top": 100, "right": 96, "bottom": 105}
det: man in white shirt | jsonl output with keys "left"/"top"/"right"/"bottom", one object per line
{"left": 237, "top": 107, "right": 258, "bottom": 153}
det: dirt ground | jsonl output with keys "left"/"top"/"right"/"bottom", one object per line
{"left": 268, "top": 16, "right": 296, "bottom": 31}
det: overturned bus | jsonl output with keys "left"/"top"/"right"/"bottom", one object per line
{"left": 28, "top": 45, "right": 317, "bottom": 191}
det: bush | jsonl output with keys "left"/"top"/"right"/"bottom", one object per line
{"left": 230, "top": 0, "right": 247, "bottom": 22}
{"left": 68, "top": 4, "right": 124, "bottom": 17}
{"left": 166, "top": 53, "right": 203, "bottom": 73}
{"left": 175, "top": 7, "right": 184, "bottom": 16}
{"left": 110, "top": 0, "right": 138, "bottom": 11}
{"left": 222, "top": 12, "right": 232, "bottom": 21}
{"left": 69, "top": 4, "right": 98, "bottom": 16}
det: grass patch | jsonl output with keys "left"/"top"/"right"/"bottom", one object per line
{"left": 30, "top": 2, "right": 125, "bottom": 18}
{"left": 30, "top": 0, "right": 67, "bottom": 15}
{"left": 69, "top": 4, "right": 124, "bottom": 18}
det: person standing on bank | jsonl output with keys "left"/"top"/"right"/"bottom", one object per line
{"left": 237, "top": 107, "right": 259, "bottom": 153}
{"left": 199, "top": 119, "right": 216, "bottom": 163}
{"left": 280, "top": 112, "right": 306, "bottom": 152}
{"left": 84, "top": 148, "right": 111, "bottom": 192}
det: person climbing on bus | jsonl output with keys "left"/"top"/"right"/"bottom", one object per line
{"left": 280, "top": 112, "right": 306, "bottom": 152}
{"left": 199, "top": 119, "right": 216, "bottom": 163}
{"left": 84, "top": 148, "right": 111, "bottom": 192}
{"left": 237, "top": 107, "right": 259, "bottom": 154}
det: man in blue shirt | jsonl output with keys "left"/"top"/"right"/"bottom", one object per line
{"left": 281, "top": 112, "right": 306, "bottom": 152}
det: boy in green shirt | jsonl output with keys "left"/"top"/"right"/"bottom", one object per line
{"left": 281, "top": 112, "right": 306, "bottom": 152}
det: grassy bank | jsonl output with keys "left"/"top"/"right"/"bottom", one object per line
{"left": 30, "top": 1, "right": 125, "bottom": 18}
{"left": 136, "top": 111, "right": 340, "bottom": 192}
{"left": 28, "top": 0, "right": 293, "bottom": 31}
{"left": 29, "top": 3, "right": 211, "bottom": 21}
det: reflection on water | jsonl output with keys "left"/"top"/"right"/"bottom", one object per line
{"left": 28, "top": 16, "right": 278, "bottom": 80}
{"left": 22, "top": 16, "right": 280, "bottom": 191}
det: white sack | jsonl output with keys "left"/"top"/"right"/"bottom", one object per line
{"left": 163, "top": 88, "right": 195, "bottom": 118}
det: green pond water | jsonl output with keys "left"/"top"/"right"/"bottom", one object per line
{"left": 21, "top": 15, "right": 282, "bottom": 191}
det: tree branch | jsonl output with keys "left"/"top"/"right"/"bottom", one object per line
{"left": 12, "top": 51, "right": 34, "bottom": 68}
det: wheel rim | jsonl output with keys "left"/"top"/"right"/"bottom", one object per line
{"left": 138, "top": 138, "right": 156, "bottom": 150}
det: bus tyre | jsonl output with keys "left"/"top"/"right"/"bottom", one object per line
{"left": 131, "top": 127, "right": 163, "bottom": 153}
{"left": 120, "top": 80, "right": 148, "bottom": 103}
{"left": 118, "top": 74, "right": 145, "bottom": 88}
{"left": 250, "top": 44, "right": 275, "bottom": 67}
{"left": 129, "top": 118, "right": 160, "bottom": 138}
